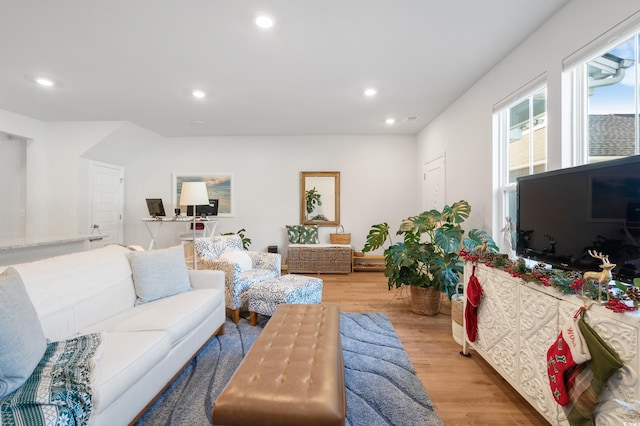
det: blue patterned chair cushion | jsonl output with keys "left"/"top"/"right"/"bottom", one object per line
{"left": 248, "top": 274, "right": 323, "bottom": 317}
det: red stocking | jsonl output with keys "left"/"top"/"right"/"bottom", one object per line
{"left": 547, "top": 312, "right": 591, "bottom": 406}
{"left": 465, "top": 265, "right": 482, "bottom": 342}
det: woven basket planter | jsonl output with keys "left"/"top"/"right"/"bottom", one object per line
{"left": 409, "top": 286, "right": 441, "bottom": 316}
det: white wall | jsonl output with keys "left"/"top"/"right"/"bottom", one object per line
{"left": 417, "top": 0, "right": 640, "bottom": 243}
{"left": 0, "top": 109, "right": 159, "bottom": 239}
{"left": 124, "top": 135, "right": 419, "bottom": 255}
{"left": 0, "top": 134, "right": 26, "bottom": 238}
{"left": 1, "top": 107, "right": 418, "bottom": 258}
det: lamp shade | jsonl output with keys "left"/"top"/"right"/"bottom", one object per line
{"left": 179, "top": 182, "right": 209, "bottom": 206}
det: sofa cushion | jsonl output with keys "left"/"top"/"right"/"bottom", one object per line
{"left": 129, "top": 245, "right": 192, "bottom": 304}
{"left": 83, "top": 289, "right": 223, "bottom": 346}
{"left": 13, "top": 245, "right": 136, "bottom": 341}
{"left": 219, "top": 251, "right": 252, "bottom": 272}
{"left": 0, "top": 267, "right": 47, "bottom": 397}
{"left": 91, "top": 331, "right": 171, "bottom": 413}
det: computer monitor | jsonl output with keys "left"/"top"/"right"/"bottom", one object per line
{"left": 187, "top": 199, "right": 219, "bottom": 216}
{"left": 146, "top": 198, "right": 166, "bottom": 217}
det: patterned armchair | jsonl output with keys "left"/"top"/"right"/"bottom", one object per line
{"left": 194, "top": 235, "right": 281, "bottom": 323}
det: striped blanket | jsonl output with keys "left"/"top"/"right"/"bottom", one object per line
{"left": 0, "top": 333, "right": 102, "bottom": 426}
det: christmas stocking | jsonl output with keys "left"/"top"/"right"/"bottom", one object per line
{"left": 464, "top": 265, "right": 482, "bottom": 342}
{"left": 547, "top": 312, "right": 591, "bottom": 406}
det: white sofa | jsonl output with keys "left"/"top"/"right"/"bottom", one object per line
{"left": 1, "top": 244, "right": 226, "bottom": 425}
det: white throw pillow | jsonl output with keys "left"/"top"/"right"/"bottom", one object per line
{"left": 129, "top": 245, "right": 192, "bottom": 304}
{"left": 0, "top": 267, "right": 47, "bottom": 397}
{"left": 219, "top": 251, "right": 252, "bottom": 272}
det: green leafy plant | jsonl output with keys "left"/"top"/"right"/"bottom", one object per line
{"left": 221, "top": 228, "right": 252, "bottom": 250}
{"left": 363, "top": 200, "right": 490, "bottom": 298}
{"left": 305, "top": 187, "right": 322, "bottom": 214}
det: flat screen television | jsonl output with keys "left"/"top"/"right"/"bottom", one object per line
{"left": 146, "top": 198, "right": 166, "bottom": 217}
{"left": 516, "top": 155, "right": 640, "bottom": 284}
{"left": 187, "top": 199, "right": 219, "bottom": 217}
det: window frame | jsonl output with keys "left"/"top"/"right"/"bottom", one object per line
{"left": 564, "top": 18, "right": 640, "bottom": 167}
{"left": 493, "top": 81, "right": 547, "bottom": 253}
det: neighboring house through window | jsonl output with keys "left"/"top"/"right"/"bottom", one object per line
{"left": 566, "top": 27, "right": 640, "bottom": 164}
{"left": 494, "top": 82, "right": 547, "bottom": 256}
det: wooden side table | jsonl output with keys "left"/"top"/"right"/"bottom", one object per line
{"left": 352, "top": 254, "right": 385, "bottom": 271}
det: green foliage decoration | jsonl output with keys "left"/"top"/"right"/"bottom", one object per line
{"left": 362, "top": 200, "right": 490, "bottom": 299}
{"left": 305, "top": 188, "right": 322, "bottom": 214}
{"left": 221, "top": 228, "right": 252, "bottom": 250}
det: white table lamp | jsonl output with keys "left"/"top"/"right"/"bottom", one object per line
{"left": 179, "top": 182, "right": 209, "bottom": 269}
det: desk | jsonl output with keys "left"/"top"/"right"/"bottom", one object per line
{"left": 142, "top": 217, "right": 218, "bottom": 250}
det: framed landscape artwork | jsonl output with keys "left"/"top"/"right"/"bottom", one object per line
{"left": 172, "top": 173, "right": 234, "bottom": 217}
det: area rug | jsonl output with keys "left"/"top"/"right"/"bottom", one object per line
{"left": 135, "top": 312, "right": 443, "bottom": 426}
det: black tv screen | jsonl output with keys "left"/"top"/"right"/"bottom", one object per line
{"left": 516, "top": 155, "right": 640, "bottom": 283}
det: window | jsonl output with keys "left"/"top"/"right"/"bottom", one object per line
{"left": 569, "top": 31, "right": 640, "bottom": 164}
{"left": 494, "top": 86, "right": 547, "bottom": 253}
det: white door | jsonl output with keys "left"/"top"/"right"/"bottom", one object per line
{"left": 423, "top": 154, "right": 446, "bottom": 211}
{"left": 90, "top": 162, "right": 124, "bottom": 247}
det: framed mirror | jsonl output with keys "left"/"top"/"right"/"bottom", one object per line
{"left": 300, "top": 171, "right": 340, "bottom": 226}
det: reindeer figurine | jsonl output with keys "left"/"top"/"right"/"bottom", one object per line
{"left": 582, "top": 250, "right": 616, "bottom": 304}
{"left": 473, "top": 237, "right": 488, "bottom": 259}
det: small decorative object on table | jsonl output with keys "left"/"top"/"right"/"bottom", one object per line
{"left": 582, "top": 250, "right": 616, "bottom": 304}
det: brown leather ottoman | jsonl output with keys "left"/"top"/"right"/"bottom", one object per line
{"left": 212, "top": 304, "right": 345, "bottom": 426}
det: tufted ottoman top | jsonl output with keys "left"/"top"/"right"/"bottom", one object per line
{"left": 212, "top": 304, "right": 345, "bottom": 426}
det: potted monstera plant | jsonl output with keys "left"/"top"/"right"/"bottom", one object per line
{"left": 363, "top": 200, "right": 496, "bottom": 315}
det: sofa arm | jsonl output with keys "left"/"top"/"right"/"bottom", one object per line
{"left": 188, "top": 269, "right": 225, "bottom": 291}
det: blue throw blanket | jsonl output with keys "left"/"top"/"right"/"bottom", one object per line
{"left": 0, "top": 333, "right": 102, "bottom": 426}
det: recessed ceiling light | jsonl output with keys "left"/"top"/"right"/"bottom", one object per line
{"left": 364, "top": 88, "right": 377, "bottom": 97}
{"left": 192, "top": 90, "right": 206, "bottom": 99}
{"left": 35, "top": 77, "right": 54, "bottom": 87}
{"left": 385, "top": 118, "right": 396, "bottom": 125}
{"left": 190, "top": 120, "right": 204, "bottom": 125}
{"left": 255, "top": 15, "right": 274, "bottom": 29}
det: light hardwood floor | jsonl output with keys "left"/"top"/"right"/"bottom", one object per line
{"left": 319, "top": 271, "right": 549, "bottom": 426}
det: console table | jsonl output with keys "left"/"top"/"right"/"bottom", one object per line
{"left": 462, "top": 262, "right": 640, "bottom": 425}
{"left": 142, "top": 217, "right": 217, "bottom": 250}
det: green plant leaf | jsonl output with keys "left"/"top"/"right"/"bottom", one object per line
{"left": 362, "top": 222, "right": 390, "bottom": 252}
{"left": 433, "top": 223, "right": 464, "bottom": 253}
{"left": 441, "top": 200, "right": 471, "bottom": 224}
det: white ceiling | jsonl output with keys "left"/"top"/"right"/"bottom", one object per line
{"left": 0, "top": 0, "right": 569, "bottom": 137}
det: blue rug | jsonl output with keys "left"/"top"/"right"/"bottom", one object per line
{"left": 135, "top": 312, "right": 443, "bottom": 426}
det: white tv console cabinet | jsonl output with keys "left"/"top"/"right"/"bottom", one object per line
{"left": 462, "top": 262, "right": 640, "bottom": 425}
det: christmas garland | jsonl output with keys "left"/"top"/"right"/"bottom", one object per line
{"left": 459, "top": 250, "right": 637, "bottom": 314}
